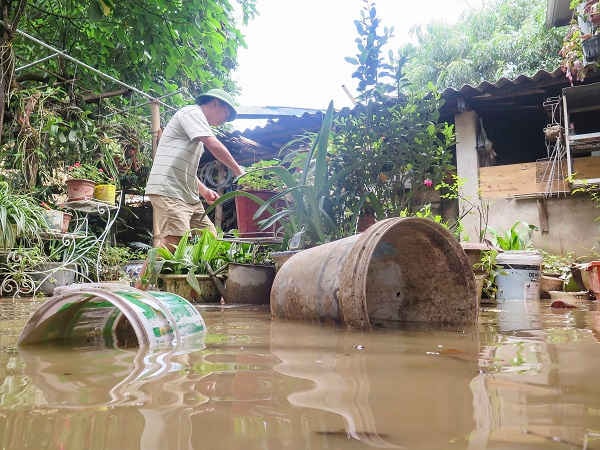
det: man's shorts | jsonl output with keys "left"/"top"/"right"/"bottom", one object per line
{"left": 148, "top": 194, "right": 216, "bottom": 245}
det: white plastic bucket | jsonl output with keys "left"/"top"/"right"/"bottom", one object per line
{"left": 18, "top": 283, "right": 206, "bottom": 349}
{"left": 495, "top": 251, "right": 542, "bottom": 301}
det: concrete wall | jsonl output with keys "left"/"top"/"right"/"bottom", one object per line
{"left": 455, "top": 110, "right": 482, "bottom": 241}
{"left": 454, "top": 110, "right": 600, "bottom": 257}
{"left": 483, "top": 196, "right": 599, "bottom": 257}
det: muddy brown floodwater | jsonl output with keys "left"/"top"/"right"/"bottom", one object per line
{"left": 0, "top": 298, "right": 599, "bottom": 449}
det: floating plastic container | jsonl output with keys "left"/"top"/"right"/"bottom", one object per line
{"left": 495, "top": 250, "right": 543, "bottom": 302}
{"left": 18, "top": 283, "right": 206, "bottom": 349}
{"left": 271, "top": 217, "right": 477, "bottom": 328}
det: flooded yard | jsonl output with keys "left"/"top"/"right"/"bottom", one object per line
{"left": 0, "top": 297, "right": 599, "bottom": 449}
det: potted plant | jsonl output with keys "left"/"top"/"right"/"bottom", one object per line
{"left": 473, "top": 249, "right": 500, "bottom": 302}
{"left": 32, "top": 237, "right": 101, "bottom": 295}
{"left": 0, "top": 246, "right": 47, "bottom": 297}
{"left": 99, "top": 245, "right": 133, "bottom": 281}
{"left": 487, "top": 221, "right": 543, "bottom": 301}
{"left": 252, "top": 101, "right": 339, "bottom": 249}
{"left": 65, "top": 162, "right": 107, "bottom": 201}
{"left": 93, "top": 170, "right": 118, "bottom": 205}
{"left": 0, "top": 181, "right": 47, "bottom": 251}
{"left": 225, "top": 241, "right": 275, "bottom": 304}
{"left": 40, "top": 202, "right": 72, "bottom": 234}
{"left": 145, "top": 230, "right": 230, "bottom": 303}
{"left": 235, "top": 159, "right": 283, "bottom": 236}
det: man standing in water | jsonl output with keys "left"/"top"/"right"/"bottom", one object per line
{"left": 137, "top": 89, "right": 244, "bottom": 289}
{"left": 145, "top": 88, "right": 245, "bottom": 249}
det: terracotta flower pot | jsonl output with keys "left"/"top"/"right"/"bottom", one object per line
{"left": 61, "top": 212, "right": 72, "bottom": 233}
{"left": 66, "top": 178, "right": 95, "bottom": 201}
{"left": 158, "top": 274, "right": 221, "bottom": 303}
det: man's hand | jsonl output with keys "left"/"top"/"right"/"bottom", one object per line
{"left": 199, "top": 184, "right": 220, "bottom": 205}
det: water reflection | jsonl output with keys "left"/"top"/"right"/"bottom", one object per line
{"left": 270, "top": 320, "right": 481, "bottom": 449}
{"left": 0, "top": 301, "right": 600, "bottom": 449}
{"left": 475, "top": 300, "right": 600, "bottom": 449}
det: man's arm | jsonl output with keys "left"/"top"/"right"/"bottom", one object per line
{"left": 197, "top": 178, "right": 219, "bottom": 204}
{"left": 197, "top": 135, "right": 244, "bottom": 177}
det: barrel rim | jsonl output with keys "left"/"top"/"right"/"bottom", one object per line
{"left": 338, "top": 217, "right": 477, "bottom": 328}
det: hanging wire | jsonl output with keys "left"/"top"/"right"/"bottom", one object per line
{"left": 100, "top": 89, "right": 184, "bottom": 119}
{"left": 3, "top": 23, "right": 176, "bottom": 111}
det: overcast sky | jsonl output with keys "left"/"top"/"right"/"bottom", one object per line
{"left": 232, "top": 0, "right": 484, "bottom": 122}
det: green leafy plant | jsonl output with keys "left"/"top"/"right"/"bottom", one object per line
{"left": 436, "top": 174, "right": 490, "bottom": 242}
{"left": 333, "top": 1, "right": 455, "bottom": 236}
{"left": 144, "top": 230, "right": 231, "bottom": 295}
{"left": 253, "top": 101, "right": 341, "bottom": 248}
{"left": 237, "top": 159, "right": 282, "bottom": 191}
{"left": 1, "top": 246, "right": 47, "bottom": 288}
{"left": 67, "top": 162, "right": 112, "bottom": 183}
{"left": 98, "top": 246, "right": 134, "bottom": 281}
{"left": 541, "top": 250, "right": 577, "bottom": 278}
{"left": 487, "top": 221, "right": 537, "bottom": 251}
{"left": 0, "top": 181, "right": 47, "bottom": 250}
{"left": 227, "top": 241, "right": 272, "bottom": 265}
{"left": 474, "top": 249, "right": 500, "bottom": 299}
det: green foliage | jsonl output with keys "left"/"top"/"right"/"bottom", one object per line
{"left": 253, "top": 101, "right": 340, "bottom": 248}
{"left": 227, "top": 241, "right": 272, "bottom": 265}
{"left": 401, "top": 0, "right": 564, "bottom": 90}
{"left": 1, "top": 1, "right": 255, "bottom": 194}
{"left": 0, "top": 246, "right": 46, "bottom": 287}
{"left": 474, "top": 249, "right": 500, "bottom": 298}
{"left": 67, "top": 162, "right": 111, "bottom": 183}
{"left": 541, "top": 250, "right": 577, "bottom": 278}
{"left": 0, "top": 181, "right": 46, "bottom": 249}
{"left": 19, "top": 0, "right": 257, "bottom": 95}
{"left": 339, "top": 3, "right": 455, "bottom": 235}
{"left": 488, "top": 221, "right": 537, "bottom": 250}
{"left": 571, "top": 180, "right": 600, "bottom": 222}
{"left": 436, "top": 174, "right": 490, "bottom": 242}
{"left": 0, "top": 86, "right": 135, "bottom": 190}
{"left": 153, "top": 231, "right": 229, "bottom": 275}
{"left": 237, "top": 159, "right": 282, "bottom": 191}
{"left": 344, "top": 0, "right": 394, "bottom": 99}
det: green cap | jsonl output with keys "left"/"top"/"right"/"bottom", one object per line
{"left": 197, "top": 88, "right": 238, "bottom": 121}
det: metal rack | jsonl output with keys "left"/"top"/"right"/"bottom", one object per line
{"left": 563, "top": 83, "right": 600, "bottom": 185}
{"left": 0, "top": 194, "right": 122, "bottom": 298}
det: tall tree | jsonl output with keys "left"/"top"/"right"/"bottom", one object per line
{"left": 403, "top": 0, "right": 565, "bottom": 89}
{"left": 15, "top": 0, "right": 256, "bottom": 96}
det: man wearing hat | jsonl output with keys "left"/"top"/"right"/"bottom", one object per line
{"left": 145, "top": 88, "right": 245, "bottom": 249}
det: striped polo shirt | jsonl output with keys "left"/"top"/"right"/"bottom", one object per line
{"left": 145, "top": 105, "right": 214, "bottom": 204}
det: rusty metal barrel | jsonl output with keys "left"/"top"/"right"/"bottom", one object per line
{"left": 270, "top": 217, "right": 477, "bottom": 328}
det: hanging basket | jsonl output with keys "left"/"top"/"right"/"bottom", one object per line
{"left": 543, "top": 124, "right": 562, "bottom": 142}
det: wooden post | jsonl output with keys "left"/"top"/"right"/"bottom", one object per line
{"left": 150, "top": 100, "right": 161, "bottom": 246}
{"left": 215, "top": 163, "right": 226, "bottom": 230}
{"left": 150, "top": 100, "right": 161, "bottom": 158}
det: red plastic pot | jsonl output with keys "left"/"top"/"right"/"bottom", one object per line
{"left": 234, "top": 189, "right": 279, "bottom": 237}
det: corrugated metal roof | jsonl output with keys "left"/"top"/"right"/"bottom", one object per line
{"left": 441, "top": 68, "right": 567, "bottom": 99}
{"left": 236, "top": 105, "right": 323, "bottom": 119}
